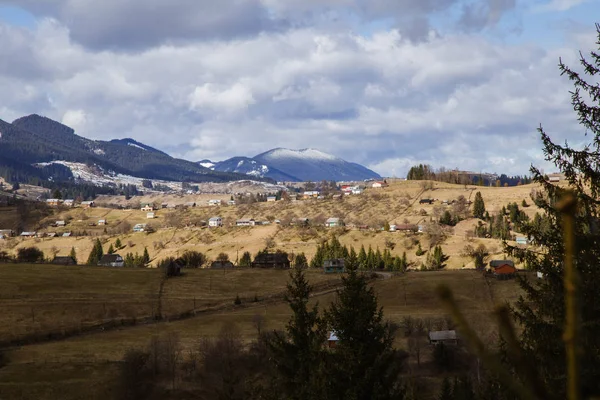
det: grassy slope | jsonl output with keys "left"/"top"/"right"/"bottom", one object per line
{"left": 0, "top": 181, "right": 540, "bottom": 270}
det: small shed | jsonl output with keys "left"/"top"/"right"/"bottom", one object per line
{"left": 147, "top": 212, "right": 155, "bottom": 219}
{"left": 267, "top": 196, "right": 277, "bottom": 202}
{"left": 328, "top": 331, "right": 339, "bottom": 349}
{"left": 98, "top": 219, "right": 107, "bottom": 226}
{"left": 98, "top": 254, "right": 125, "bottom": 267}
{"left": 516, "top": 236, "right": 528, "bottom": 245}
{"left": 52, "top": 256, "right": 77, "bottom": 265}
{"left": 429, "top": 330, "right": 458, "bottom": 345}
{"left": 55, "top": 220, "right": 66, "bottom": 227}
{"left": 211, "top": 260, "right": 235, "bottom": 269}
{"left": 208, "top": 217, "right": 223, "bottom": 227}
{"left": 323, "top": 258, "right": 345, "bottom": 274}
{"left": 62, "top": 232, "right": 72, "bottom": 237}
{"left": 252, "top": 252, "right": 290, "bottom": 269}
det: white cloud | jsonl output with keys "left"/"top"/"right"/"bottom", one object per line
{"left": 61, "top": 109, "right": 87, "bottom": 132}
{"left": 0, "top": 2, "right": 596, "bottom": 177}
{"left": 189, "top": 82, "right": 256, "bottom": 113}
{"left": 533, "top": 0, "right": 590, "bottom": 12}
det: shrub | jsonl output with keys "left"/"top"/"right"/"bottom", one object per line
{"left": 157, "top": 257, "right": 182, "bottom": 277}
{"left": 17, "top": 247, "right": 44, "bottom": 263}
{"left": 178, "top": 250, "right": 207, "bottom": 268}
{"left": 234, "top": 295, "right": 242, "bottom": 305}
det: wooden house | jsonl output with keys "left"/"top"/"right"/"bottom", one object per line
{"left": 52, "top": 256, "right": 77, "bottom": 266}
{"left": 428, "top": 330, "right": 458, "bottom": 345}
{"left": 98, "top": 254, "right": 124, "bottom": 267}
{"left": 252, "top": 252, "right": 290, "bottom": 269}
{"left": 489, "top": 260, "right": 517, "bottom": 280}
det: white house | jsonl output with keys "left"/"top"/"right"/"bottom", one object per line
{"left": 133, "top": 223, "right": 147, "bottom": 232}
{"left": 372, "top": 181, "right": 389, "bottom": 189}
{"left": 141, "top": 204, "right": 153, "bottom": 212}
{"left": 266, "top": 196, "right": 277, "bottom": 202}
{"left": 208, "top": 217, "right": 223, "bottom": 227}
{"left": 81, "top": 201, "right": 95, "bottom": 208}
{"left": 55, "top": 220, "right": 66, "bottom": 227}
{"left": 236, "top": 219, "right": 255, "bottom": 226}
{"left": 325, "top": 218, "right": 343, "bottom": 228}
{"left": 98, "top": 219, "right": 107, "bottom": 226}
{"left": 63, "top": 199, "right": 74, "bottom": 207}
{"left": 208, "top": 199, "right": 222, "bottom": 206}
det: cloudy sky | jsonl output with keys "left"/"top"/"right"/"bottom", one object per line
{"left": 0, "top": 0, "right": 598, "bottom": 177}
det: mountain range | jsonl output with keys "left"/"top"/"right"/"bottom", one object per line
{"left": 205, "top": 148, "right": 381, "bottom": 182}
{"left": 0, "top": 114, "right": 380, "bottom": 186}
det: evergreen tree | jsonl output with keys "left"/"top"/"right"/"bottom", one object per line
{"left": 69, "top": 247, "right": 77, "bottom": 264}
{"left": 239, "top": 251, "right": 252, "bottom": 267}
{"left": 358, "top": 245, "right": 367, "bottom": 269}
{"left": 107, "top": 244, "right": 115, "bottom": 254}
{"left": 142, "top": 247, "right": 150, "bottom": 265}
{"left": 268, "top": 265, "right": 327, "bottom": 399}
{"left": 506, "top": 25, "right": 600, "bottom": 398}
{"left": 115, "top": 238, "right": 122, "bottom": 249}
{"left": 401, "top": 252, "right": 408, "bottom": 271}
{"left": 294, "top": 253, "right": 308, "bottom": 269}
{"left": 473, "top": 191, "right": 486, "bottom": 219}
{"left": 426, "top": 246, "right": 448, "bottom": 270}
{"left": 325, "top": 267, "right": 404, "bottom": 399}
{"left": 438, "top": 377, "right": 453, "bottom": 400}
{"left": 87, "top": 239, "right": 103, "bottom": 265}
{"left": 347, "top": 246, "right": 358, "bottom": 270}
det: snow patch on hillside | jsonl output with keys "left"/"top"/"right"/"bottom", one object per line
{"left": 127, "top": 142, "right": 146, "bottom": 151}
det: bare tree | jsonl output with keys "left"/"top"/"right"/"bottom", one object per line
{"left": 252, "top": 313, "right": 266, "bottom": 336}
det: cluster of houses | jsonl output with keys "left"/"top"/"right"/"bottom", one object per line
{"left": 46, "top": 199, "right": 95, "bottom": 208}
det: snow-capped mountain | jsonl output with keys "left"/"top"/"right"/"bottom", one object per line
{"left": 208, "top": 157, "right": 301, "bottom": 182}
{"left": 253, "top": 148, "right": 380, "bottom": 182}
{"left": 207, "top": 148, "right": 380, "bottom": 182}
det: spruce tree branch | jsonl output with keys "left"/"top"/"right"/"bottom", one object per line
{"left": 436, "top": 285, "right": 542, "bottom": 400}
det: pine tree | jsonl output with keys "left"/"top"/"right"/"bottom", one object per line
{"left": 239, "top": 251, "right": 252, "bottom": 267}
{"left": 358, "top": 245, "right": 367, "bottom": 269}
{"left": 473, "top": 191, "right": 486, "bottom": 219}
{"left": 426, "top": 246, "right": 448, "bottom": 270}
{"left": 294, "top": 253, "right": 308, "bottom": 268}
{"left": 506, "top": 25, "right": 600, "bottom": 398}
{"left": 268, "top": 265, "right": 327, "bottom": 399}
{"left": 142, "top": 247, "right": 150, "bottom": 265}
{"left": 325, "top": 267, "right": 404, "bottom": 399}
{"left": 347, "top": 246, "right": 358, "bottom": 269}
{"left": 107, "top": 244, "right": 115, "bottom": 254}
{"left": 87, "top": 239, "right": 103, "bottom": 265}
{"left": 115, "top": 238, "right": 122, "bottom": 249}
{"left": 69, "top": 247, "right": 77, "bottom": 264}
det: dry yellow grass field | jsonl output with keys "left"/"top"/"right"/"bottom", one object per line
{"left": 0, "top": 180, "right": 541, "bottom": 271}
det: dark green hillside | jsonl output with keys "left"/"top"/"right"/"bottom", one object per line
{"left": 2, "top": 115, "right": 266, "bottom": 184}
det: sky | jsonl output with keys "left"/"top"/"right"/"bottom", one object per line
{"left": 0, "top": 0, "right": 598, "bottom": 178}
